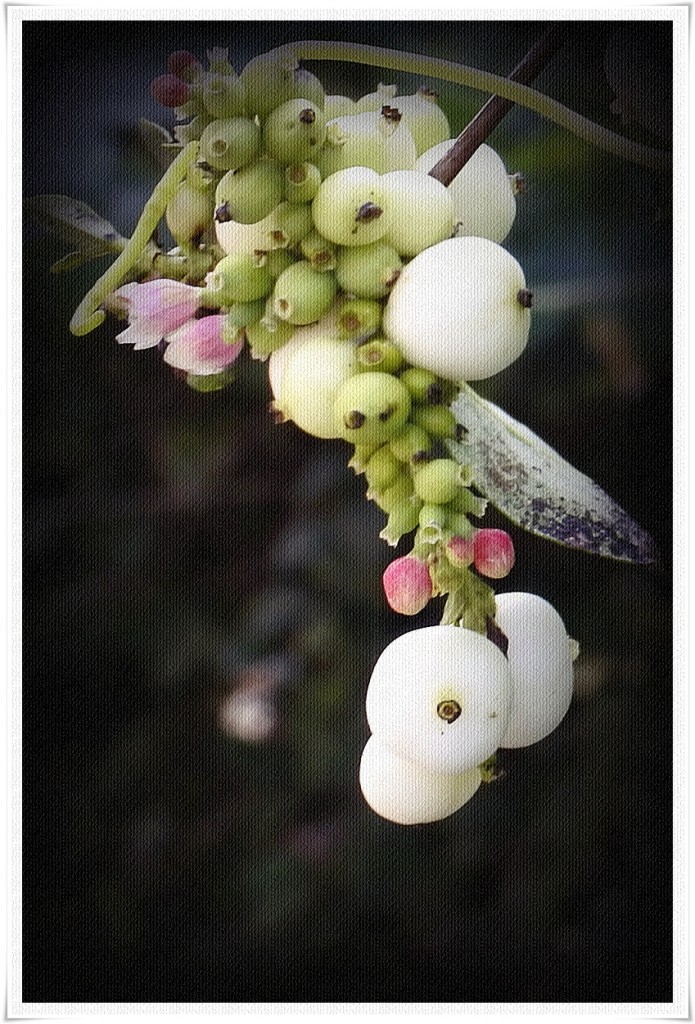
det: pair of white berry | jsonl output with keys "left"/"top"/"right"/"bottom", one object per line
{"left": 360, "top": 592, "right": 575, "bottom": 824}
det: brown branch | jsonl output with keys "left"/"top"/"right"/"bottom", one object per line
{"left": 429, "top": 24, "right": 567, "bottom": 185}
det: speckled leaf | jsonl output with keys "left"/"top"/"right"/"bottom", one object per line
{"left": 25, "top": 195, "right": 126, "bottom": 256}
{"left": 446, "top": 384, "right": 658, "bottom": 564}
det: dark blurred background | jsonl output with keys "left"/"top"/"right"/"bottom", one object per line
{"left": 22, "top": 19, "right": 672, "bottom": 1004}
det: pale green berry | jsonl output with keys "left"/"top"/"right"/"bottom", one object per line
{"left": 415, "top": 141, "right": 516, "bottom": 243}
{"left": 205, "top": 251, "right": 273, "bottom": 304}
{"left": 494, "top": 593, "right": 575, "bottom": 749}
{"left": 262, "top": 247, "right": 296, "bottom": 279}
{"left": 354, "top": 83, "right": 397, "bottom": 112}
{"left": 272, "top": 261, "right": 337, "bottom": 325}
{"left": 245, "top": 315, "right": 295, "bottom": 359}
{"left": 202, "top": 73, "right": 247, "bottom": 118}
{"left": 266, "top": 201, "right": 314, "bottom": 249}
{"left": 412, "top": 404, "right": 458, "bottom": 439}
{"left": 365, "top": 625, "right": 512, "bottom": 774}
{"left": 379, "top": 500, "right": 422, "bottom": 547}
{"left": 166, "top": 181, "right": 214, "bottom": 245}
{"left": 389, "top": 423, "right": 432, "bottom": 463}
{"left": 372, "top": 471, "right": 416, "bottom": 512}
{"left": 318, "top": 110, "right": 417, "bottom": 176}
{"left": 312, "top": 167, "right": 391, "bottom": 247}
{"left": 364, "top": 445, "right": 403, "bottom": 492}
{"left": 381, "top": 170, "right": 454, "bottom": 257}
{"left": 223, "top": 298, "right": 265, "bottom": 331}
{"left": 240, "top": 53, "right": 299, "bottom": 119}
{"left": 263, "top": 98, "right": 327, "bottom": 165}
{"left": 333, "top": 372, "right": 411, "bottom": 445}
{"left": 355, "top": 337, "right": 403, "bottom": 373}
{"left": 285, "top": 162, "right": 322, "bottom": 203}
{"left": 399, "top": 367, "right": 439, "bottom": 403}
{"left": 390, "top": 90, "right": 450, "bottom": 155}
{"left": 215, "top": 159, "right": 285, "bottom": 224}
{"left": 300, "top": 230, "right": 338, "bottom": 272}
{"left": 199, "top": 117, "right": 261, "bottom": 170}
{"left": 268, "top": 319, "right": 358, "bottom": 438}
{"left": 292, "top": 69, "right": 325, "bottom": 110}
{"left": 324, "top": 95, "right": 357, "bottom": 119}
{"left": 359, "top": 736, "right": 481, "bottom": 825}
{"left": 335, "top": 241, "right": 402, "bottom": 298}
{"left": 337, "top": 300, "right": 382, "bottom": 342}
{"left": 383, "top": 237, "right": 531, "bottom": 382}
{"left": 215, "top": 207, "right": 278, "bottom": 256}
{"left": 414, "top": 458, "right": 467, "bottom": 504}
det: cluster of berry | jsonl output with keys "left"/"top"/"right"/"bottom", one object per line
{"left": 120, "top": 46, "right": 578, "bottom": 824}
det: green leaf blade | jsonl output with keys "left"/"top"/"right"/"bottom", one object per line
{"left": 447, "top": 385, "right": 658, "bottom": 565}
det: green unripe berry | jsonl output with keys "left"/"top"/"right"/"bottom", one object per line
{"left": 202, "top": 73, "right": 247, "bottom": 118}
{"left": 389, "top": 423, "right": 432, "bottom": 463}
{"left": 223, "top": 299, "right": 266, "bottom": 332}
{"left": 263, "top": 98, "right": 327, "bottom": 165}
{"left": 399, "top": 367, "right": 439, "bottom": 402}
{"left": 318, "top": 110, "right": 417, "bottom": 177}
{"left": 199, "top": 117, "right": 261, "bottom": 171}
{"left": 300, "top": 230, "right": 338, "bottom": 272}
{"left": 445, "top": 511, "right": 476, "bottom": 539}
{"left": 205, "top": 251, "right": 273, "bottom": 304}
{"left": 187, "top": 370, "right": 234, "bottom": 392}
{"left": 272, "top": 261, "right": 337, "bottom": 325}
{"left": 215, "top": 159, "right": 284, "bottom": 225}
{"left": 448, "top": 489, "right": 487, "bottom": 518}
{"left": 285, "top": 162, "right": 322, "bottom": 203}
{"left": 338, "top": 301, "right": 382, "bottom": 342}
{"left": 293, "top": 70, "right": 325, "bottom": 110}
{"left": 333, "top": 372, "right": 411, "bottom": 446}
{"left": 355, "top": 337, "right": 403, "bottom": 373}
{"left": 312, "top": 167, "right": 391, "bottom": 247}
{"left": 166, "top": 181, "right": 214, "bottom": 245}
{"left": 414, "top": 458, "right": 467, "bottom": 504}
{"left": 267, "top": 201, "right": 314, "bottom": 249}
{"left": 240, "top": 53, "right": 299, "bottom": 119}
{"left": 263, "top": 248, "right": 296, "bottom": 279}
{"left": 412, "top": 403, "right": 458, "bottom": 439}
{"left": 364, "top": 445, "right": 402, "bottom": 492}
{"left": 335, "top": 241, "right": 402, "bottom": 299}
{"left": 245, "top": 316, "right": 295, "bottom": 359}
{"left": 373, "top": 473, "right": 417, "bottom": 513}
{"left": 324, "top": 95, "right": 357, "bottom": 119}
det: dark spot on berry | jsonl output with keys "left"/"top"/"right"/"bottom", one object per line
{"left": 427, "top": 382, "right": 444, "bottom": 404}
{"left": 455, "top": 424, "right": 468, "bottom": 442}
{"left": 345, "top": 411, "right": 366, "bottom": 430}
{"left": 411, "top": 450, "right": 433, "bottom": 465}
{"left": 215, "top": 202, "right": 232, "bottom": 223}
{"left": 517, "top": 288, "right": 533, "bottom": 309}
{"left": 299, "top": 108, "right": 316, "bottom": 124}
{"left": 356, "top": 202, "right": 383, "bottom": 223}
{"left": 437, "top": 700, "right": 461, "bottom": 723}
{"left": 378, "top": 405, "right": 395, "bottom": 422}
{"left": 381, "top": 105, "right": 402, "bottom": 122}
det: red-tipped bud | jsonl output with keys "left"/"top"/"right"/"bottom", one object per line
{"left": 167, "top": 50, "right": 202, "bottom": 82}
{"left": 382, "top": 556, "right": 432, "bottom": 616}
{"left": 150, "top": 74, "right": 190, "bottom": 108}
{"left": 473, "top": 529, "right": 515, "bottom": 579}
{"left": 445, "top": 535, "right": 475, "bottom": 568}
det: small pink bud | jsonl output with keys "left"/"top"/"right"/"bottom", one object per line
{"left": 382, "top": 556, "right": 432, "bottom": 616}
{"left": 163, "top": 315, "right": 243, "bottom": 376}
{"left": 150, "top": 73, "right": 190, "bottom": 108}
{"left": 445, "top": 535, "right": 475, "bottom": 568}
{"left": 167, "top": 50, "right": 202, "bottom": 82}
{"left": 473, "top": 529, "right": 515, "bottom": 579}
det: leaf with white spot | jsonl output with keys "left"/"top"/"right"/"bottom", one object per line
{"left": 446, "top": 384, "right": 658, "bottom": 565}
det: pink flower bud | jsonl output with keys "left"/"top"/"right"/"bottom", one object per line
{"left": 445, "top": 535, "right": 475, "bottom": 568}
{"left": 163, "top": 315, "right": 243, "bottom": 375}
{"left": 382, "top": 556, "right": 432, "bottom": 616}
{"left": 150, "top": 73, "right": 190, "bottom": 108}
{"left": 167, "top": 50, "right": 202, "bottom": 82}
{"left": 115, "top": 279, "right": 202, "bottom": 350}
{"left": 473, "top": 529, "right": 515, "bottom": 579}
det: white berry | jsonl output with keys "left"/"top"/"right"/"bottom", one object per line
{"left": 359, "top": 735, "right": 481, "bottom": 825}
{"left": 495, "top": 592, "right": 575, "bottom": 748}
{"left": 365, "top": 625, "right": 512, "bottom": 775}
{"left": 415, "top": 141, "right": 516, "bottom": 243}
{"left": 383, "top": 236, "right": 531, "bottom": 382}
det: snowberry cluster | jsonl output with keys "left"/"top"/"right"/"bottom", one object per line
{"left": 361, "top": 594, "right": 575, "bottom": 824}
{"left": 110, "top": 46, "right": 578, "bottom": 824}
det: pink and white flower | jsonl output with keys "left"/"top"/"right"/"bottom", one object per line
{"left": 163, "top": 315, "right": 243, "bottom": 376}
{"left": 115, "top": 279, "right": 202, "bottom": 350}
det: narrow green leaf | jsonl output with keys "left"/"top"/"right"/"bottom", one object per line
{"left": 447, "top": 384, "right": 658, "bottom": 565}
